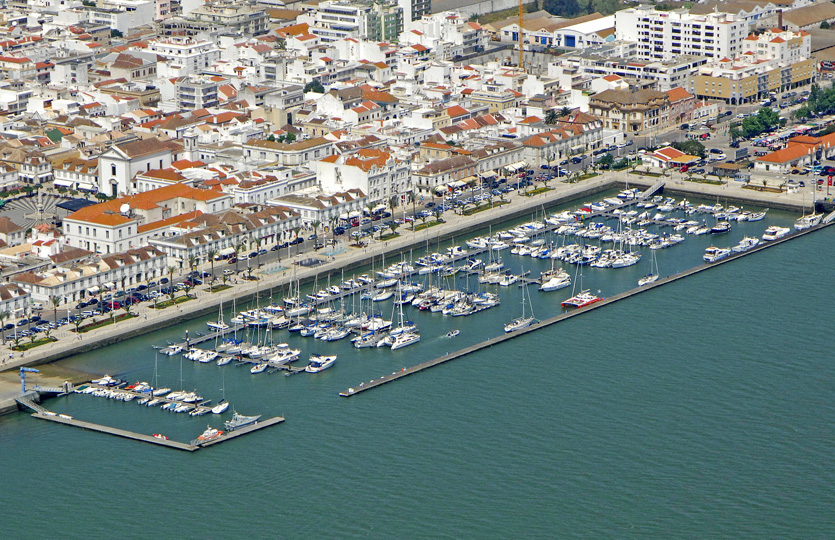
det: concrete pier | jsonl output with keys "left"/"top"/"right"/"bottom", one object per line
{"left": 340, "top": 220, "right": 833, "bottom": 397}
{"left": 31, "top": 412, "right": 285, "bottom": 451}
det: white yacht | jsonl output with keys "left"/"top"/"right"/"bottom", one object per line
{"left": 305, "top": 354, "right": 337, "bottom": 373}
{"left": 250, "top": 363, "right": 268, "bottom": 374}
{"left": 762, "top": 226, "right": 790, "bottom": 241}
{"left": 540, "top": 275, "right": 571, "bottom": 292}
{"left": 703, "top": 246, "right": 732, "bottom": 263}
{"left": 731, "top": 237, "right": 760, "bottom": 253}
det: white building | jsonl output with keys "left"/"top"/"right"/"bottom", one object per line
{"left": 64, "top": 184, "right": 233, "bottom": 254}
{"left": 98, "top": 137, "right": 182, "bottom": 197}
{"left": 615, "top": 6, "right": 748, "bottom": 63}
{"left": 316, "top": 147, "right": 410, "bottom": 204}
{"left": 268, "top": 188, "right": 365, "bottom": 225}
{"left": 148, "top": 37, "right": 221, "bottom": 78}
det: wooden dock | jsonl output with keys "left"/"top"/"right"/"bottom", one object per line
{"left": 31, "top": 412, "right": 285, "bottom": 451}
{"left": 340, "top": 219, "right": 833, "bottom": 397}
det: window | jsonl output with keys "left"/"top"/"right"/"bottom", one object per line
{"left": 111, "top": 164, "right": 116, "bottom": 175}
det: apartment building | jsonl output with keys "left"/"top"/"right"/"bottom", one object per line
{"left": 616, "top": 6, "right": 748, "bottom": 62}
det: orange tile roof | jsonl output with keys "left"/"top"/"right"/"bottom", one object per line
{"left": 757, "top": 144, "right": 812, "bottom": 163}
{"left": 665, "top": 87, "right": 692, "bottom": 103}
{"left": 138, "top": 210, "right": 202, "bottom": 233}
{"left": 344, "top": 148, "right": 393, "bottom": 172}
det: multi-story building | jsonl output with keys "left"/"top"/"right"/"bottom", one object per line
{"left": 90, "top": 0, "right": 157, "bottom": 33}
{"left": 615, "top": 6, "right": 748, "bottom": 63}
{"left": 53, "top": 158, "right": 99, "bottom": 192}
{"left": 316, "top": 148, "right": 410, "bottom": 203}
{"left": 399, "top": 12, "right": 488, "bottom": 59}
{"left": 13, "top": 246, "right": 168, "bottom": 302}
{"left": 366, "top": 1, "right": 404, "bottom": 42}
{"left": 268, "top": 188, "right": 365, "bottom": 225}
{"left": 64, "top": 184, "right": 233, "bottom": 255}
{"left": 398, "top": 0, "right": 429, "bottom": 24}
{"left": 693, "top": 28, "right": 815, "bottom": 104}
{"left": 588, "top": 89, "right": 670, "bottom": 134}
{"left": 243, "top": 137, "right": 335, "bottom": 167}
{"left": 148, "top": 37, "right": 221, "bottom": 77}
{"left": 550, "top": 51, "right": 707, "bottom": 93}
{"left": 162, "top": 1, "right": 268, "bottom": 36}
{"left": 299, "top": 1, "right": 370, "bottom": 43}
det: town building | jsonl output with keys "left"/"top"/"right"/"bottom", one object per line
{"left": 588, "top": 89, "right": 670, "bottom": 134}
{"left": 615, "top": 6, "right": 749, "bottom": 63}
{"left": 63, "top": 184, "right": 233, "bottom": 254}
{"left": 316, "top": 148, "right": 410, "bottom": 204}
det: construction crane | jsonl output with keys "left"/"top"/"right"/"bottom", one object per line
{"left": 518, "top": 0, "right": 524, "bottom": 70}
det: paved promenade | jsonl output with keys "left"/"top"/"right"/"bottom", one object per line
{"left": 0, "top": 170, "right": 809, "bottom": 380}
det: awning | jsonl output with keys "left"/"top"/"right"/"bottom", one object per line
{"left": 372, "top": 204, "right": 387, "bottom": 213}
{"left": 348, "top": 210, "right": 361, "bottom": 218}
{"left": 338, "top": 213, "right": 349, "bottom": 220}
{"left": 460, "top": 175, "right": 478, "bottom": 185}
{"left": 77, "top": 182, "right": 97, "bottom": 192}
{"left": 53, "top": 180, "right": 73, "bottom": 188}
{"left": 480, "top": 171, "right": 497, "bottom": 178}
{"left": 448, "top": 181, "right": 466, "bottom": 189}
{"left": 505, "top": 161, "right": 527, "bottom": 172}
{"left": 218, "top": 247, "right": 235, "bottom": 256}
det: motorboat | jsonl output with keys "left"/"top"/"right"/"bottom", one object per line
{"left": 207, "top": 320, "right": 229, "bottom": 331}
{"left": 305, "top": 354, "right": 337, "bottom": 373}
{"left": 446, "top": 329, "right": 460, "bottom": 338}
{"left": 153, "top": 434, "right": 168, "bottom": 440}
{"left": 192, "top": 426, "right": 223, "bottom": 445}
{"left": 762, "top": 226, "right": 790, "bottom": 241}
{"left": 703, "top": 246, "right": 732, "bottom": 263}
{"left": 747, "top": 210, "right": 767, "bottom": 222}
{"left": 224, "top": 411, "right": 261, "bottom": 431}
{"left": 91, "top": 375, "right": 124, "bottom": 387}
{"left": 561, "top": 290, "right": 601, "bottom": 308}
{"left": 540, "top": 275, "right": 571, "bottom": 292}
{"left": 160, "top": 345, "right": 183, "bottom": 356}
{"left": 710, "top": 221, "right": 732, "bottom": 234}
{"left": 794, "top": 214, "right": 822, "bottom": 231}
{"left": 732, "top": 237, "right": 760, "bottom": 253}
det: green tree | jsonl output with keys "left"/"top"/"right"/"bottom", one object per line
{"left": 597, "top": 153, "right": 615, "bottom": 169}
{"left": 543, "top": 0, "right": 581, "bottom": 17}
{"left": 235, "top": 242, "right": 246, "bottom": 273}
{"left": 729, "top": 126, "right": 743, "bottom": 143}
{"left": 671, "top": 139, "right": 706, "bottom": 158}
{"left": 285, "top": 133, "right": 296, "bottom": 142}
{"left": 304, "top": 80, "right": 325, "bottom": 94}
{"left": 167, "top": 266, "right": 176, "bottom": 302}
{"left": 111, "top": 29, "right": 122, "bottom": 38}
{"left": 560, "top": 106, "right": 571, "bottom": 117}
{"left": 50, "top": 296, "right": 61, "bottom": 330}
{"left": 544, "top": 109, "right": 559, "bottom": 124}
{"left": 207, "top": 248, "right": 217, "bottom": 292}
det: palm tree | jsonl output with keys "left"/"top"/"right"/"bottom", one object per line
{"left": 255, "top": 238, "right": 263, "bottom": 269}
{"left": 51, "top": 296, "right": 61, "bottom": 328}
{"left": 234, "top": 241, "right": 246, "bottom": 273}
{"left": 389, "top": 220, "right": 399, "bottom": 236}
{"left": 0, "top": 310, "right": 8, "bottom": 343}
{"left": 560, "top": 106, "right": 571, "bottom": 117}
{"left": 188, "top": 254, "right": 197, "bottom": 277}
{"left": 207, "top": 248, "right": 217, "bottom": 292}
{"left": 544, "top": 109, "right": 559, "bottom": 125}
{"left": 167, "top": 266, "right": 176, "bottom": 302}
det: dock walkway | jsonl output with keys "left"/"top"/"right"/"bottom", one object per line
{"left": 339, "top": 219, "right": 832, "bottom": 397}
{"left": 30, "top": 412, "right": 284, "bottom": 451}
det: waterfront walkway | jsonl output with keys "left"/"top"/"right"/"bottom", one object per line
{"left": 0, "top": 170, "right": 811, "bottom": 384}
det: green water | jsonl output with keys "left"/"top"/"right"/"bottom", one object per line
{"left": 1, "top": 195, "right": 834, "bottom": 538}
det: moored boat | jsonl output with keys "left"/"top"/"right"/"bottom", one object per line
{"left": 306, "top": 354, "right": 337, "bottom": 373}
{"left": 703, "top": 246, "right": 731, "bottom": 263}
{"left": 224, "top": 411, "right": 261, "bottom": 431}
{"left": 561, "top": 290, "right": 601, "bottom": 308}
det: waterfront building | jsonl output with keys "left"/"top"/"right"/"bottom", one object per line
{"left": 268, "top": 188, "right": 365, "bottom": 226}
{"left": 12, "top": 246, "right": 167, "bottom": 302}
{"left": 0, "top": 283, "right": 30, "bottom": 319}
{"left": 64, "top": 184, "right": 233, "bottom": 255}
{"left": 317, "top": 148, "right": 410, "bottom": 204}
{"left": 149, "top": 206, "right": 302, "bottom": 265}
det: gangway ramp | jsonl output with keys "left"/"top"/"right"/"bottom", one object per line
{"left": 641, "top": 179, "right": 666, "bottom": 199}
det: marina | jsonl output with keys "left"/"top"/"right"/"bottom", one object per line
{"left": 338, "top": 217, "right": 835, "bottom": 397}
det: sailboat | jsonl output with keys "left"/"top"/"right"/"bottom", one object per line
{"left": 504, "top": 280, "right": 537, "bottom": 333}
{"left": 561, "top": 264, "right": 601, "bottom": 308}
{"left": 794, "top": 192, "right": 822, "bottom": 230}
{"left": 212, "top": 370, "right": 229, "bottom": 414}
{"left": 207, "top": 297, "right": 229, "bottom": 331}
{"left": 638, "top": 247, "right": 660, "bottom": 286}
